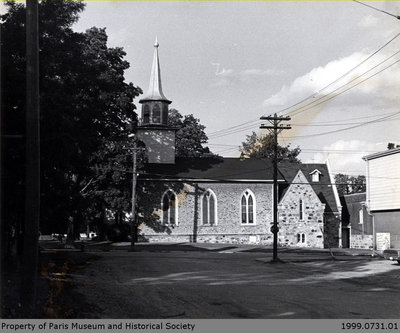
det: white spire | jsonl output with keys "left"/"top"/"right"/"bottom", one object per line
{"left": 140, "top": 37, "right": 170, "bottom": 103}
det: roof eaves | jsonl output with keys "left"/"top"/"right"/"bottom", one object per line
{"left": 363, "top": 147, "right": 400, "bottom": 161}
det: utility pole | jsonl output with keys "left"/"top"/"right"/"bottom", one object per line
{"left": 260, "top": 113, "right": 291, "bottom": 263}
{"left": 129, "top": 136, "right": 145, "bottom": 252}
{"left": 0, "top": 17, "right": 3, "bottom": 319}
{"left": 130, "top": 140, "right": 138, "bottom": 251}
{"left": 22, "top": 0, "right": 40, "bottom": 314}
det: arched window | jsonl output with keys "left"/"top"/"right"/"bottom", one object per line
{"left": 143, "top": 105, "right": 150, "bottom": 124}
{"left": 241, "top": 190, "right": 256, "bottom": 224}
{"left": 299, "top": 199, "right": 304, "bottom": 220}
{"left": 201, "top": 189, "right": 217, "bottom": 225}
{"left": 161, "top": 190, "right": 178, "bottom": 225}
{"left": 152, "top": 104, "right": 161, "bottom": 124}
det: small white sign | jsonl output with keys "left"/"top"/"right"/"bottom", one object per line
{"left": 249, "top": 235, "right": 258, "bottom": 244}
{"left": 376, "top": 232, "right": 390, "bottom": 251}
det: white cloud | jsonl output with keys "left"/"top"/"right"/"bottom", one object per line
{"left": 239, "top": 69, "right": 284, "bottom": 76}
{"left": 358, "top": 15, "right": 379, "bottom": 28}
{"left": 263, "top": 50, "right": 400, "bottom": 109}
{"left": 211, "top": 62, "right": 233, "bottom": 77}
{"left": 305, "top": 140, "right": 380, "bottom": 175}
{"left": 210, "top": 63, "right": 283, "bottom": 87}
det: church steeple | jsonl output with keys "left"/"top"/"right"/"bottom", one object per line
{"left": 141, "top": 37, "right": 171, "bottom": 103}
{"left": 136, "top": 38, "right": 177, "bottom": 164}
{"left": 139, "top": 38, "right": 171, "bottom": 126}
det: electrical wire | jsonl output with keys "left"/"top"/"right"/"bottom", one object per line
{"left": 205, "top": 33, "right": 400, "bottom": 139}
{"left": 207, "top": 111, "right": 400, "bottom": 144}
{"left": 206, "top": 119, "right": 260, "bottom": 136}
{"left": 207, "top": 33, "right": 400, "bottom": 138}
{"left": 208, "top": 123, "right": 261, "bottom": 139}
{"left": 284, "top": 111, "right": 400, "bottom": 139}
{"left": 352, "top": 0, "right": 400, "bottom": 19}
{"left": 289, "top": 61, "right": 400, "bottom": 120}
{"left": 272, "top": 32, "right": 400, "bottom": 116}
{"left": 207, "top": 48, "right": 400, "bottom": 140}
{"left": 289, "top": 50, "right": 400, "bottom": 118}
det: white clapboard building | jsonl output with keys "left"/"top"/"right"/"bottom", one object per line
{"left": 363, "top": 148, "right": 400, "bottom": 250}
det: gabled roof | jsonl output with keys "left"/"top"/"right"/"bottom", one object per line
{"left": 341, "top": 192, "right": 366, "bottom": 205}
{"left": 279, "top": 162, "right": 340, "bottom": 213}
{"left": 279, "top": 169, "right": 322, "bottom": 205}
{"left": 140, "top": 157, "right": 285, "bottom": 182}
{"left": 140, "top": 158, "right": 339, "bottom": 213}
{"left": 309, "top": 169, "right": 322, "bottom": 175}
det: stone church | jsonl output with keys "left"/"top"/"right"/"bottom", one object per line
{"left": 136, "top": 40, "right": 342, "bottom": 248}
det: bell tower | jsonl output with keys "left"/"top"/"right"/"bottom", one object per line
{"left": 137, "top": 38, "right": 177, "bottom": 164}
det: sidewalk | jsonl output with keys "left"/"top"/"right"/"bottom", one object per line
{"left": 39, "top": 239, "right": 382, "bottom": 262}
{"left": 108, "top": 241, "right": 380, "bottom": 261}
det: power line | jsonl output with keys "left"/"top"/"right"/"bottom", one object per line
{"left": 352, "top": 0, "right": 400, "bottom": 20}
{"left": 284, "top": 111, "right": 400, "bottom": 139}
{"left": 138, "top": 172, "right": 400, "bottom": 182}
{"left": 206, "top": 119, "right": 260, "bottom": 136}
{"left": 208, "top": 143, "right": 389, "bottom": 155}
{"left": 207, "top": 111, "right": 400, "bottom": 143}
{"left": 292, "top": 115, "right": 400, "bottom": 127}
{"left": 289, "top": 50, "right": 400, "bottom": 118}
{"left": 273, "top": 32, "right": 400, "bottom": 116}
{"left": 207, "top": 106, "right": 400, "bottom": 140}
{"left": 289, "top": 57, "right": 400, "bottom": 119}
{"left": 208, "top": 123, "right": 260, "bottom": 139}
{"left": 301, "top": 111, "right": 400, "bottom": 124}
{"left": 205, "top": 34, "right": 400, "bottom": 140}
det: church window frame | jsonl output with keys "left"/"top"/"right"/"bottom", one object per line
{"left": 201, "top": 189, "right": 217, "bottom": 226}
{"left": 240, "top": 189, "right": 256, "bottom": 225}
{"left": 162, "top": 105, "right": 169, "bottom": 125}
{"left": 161, "top": 189, "right": 178, "bottom": 226}
{"left": 152, "top": 103, "right": 161, "bottom": 124}
{"left": 299, "top": 199, "right": 304, "bottom": 221}
{"left": 309, "top": 169, "right": 321, "bottom": 182}
{"left": 297, "top": 233, "right": 306, "bottom": 244}
{"left": 359, "top": 208, "right": 363, "bottom": 224}
{"left": 143, "top": 105, "right": 150, "bottom": 124}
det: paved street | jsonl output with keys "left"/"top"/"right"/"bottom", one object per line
{"left": 40, "top": 243, "right": 400, "bottom": 319}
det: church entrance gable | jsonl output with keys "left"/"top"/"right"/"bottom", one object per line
{"left": 278, "top": 170, "right": 325, "bottom": 248}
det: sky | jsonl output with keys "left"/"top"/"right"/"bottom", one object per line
{"left": 3, "top": 1, "right": 400, "bottom": 176}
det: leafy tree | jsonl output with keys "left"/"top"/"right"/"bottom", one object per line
{"left": 1, "top": 0, "right": 141, "bottom": 239}
{"left": 168, "top": 109, "right": 216, "bottom": 158}
{"left": 239, "top": 131, "right": 301, "bottom": 162}
{"left": 334, "top": 173, "right": 366, "bottom": 196}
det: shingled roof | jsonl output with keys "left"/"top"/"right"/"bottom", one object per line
{"left": 140, "top": 158, "right": 340, "bottom": 213}
{"left": 140, "top": 157, "right": 284, "bottom": 182}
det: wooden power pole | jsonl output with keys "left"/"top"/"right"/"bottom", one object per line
{"left": 260, "top": 113, "right": 291, "bottom": 263}
{"left": 129, "top": 137, "right": 145, "bottom": 252}
{"left": 22, "top": 0, "right": 40, "bottom": 315}
{"left": 130, "top": 140, "right": 138, "bottom": 251}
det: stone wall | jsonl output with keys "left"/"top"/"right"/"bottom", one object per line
{"left": 277, "top": 171, "right": 326, "bottom": 248}
{"left": 350, "top": 234, "right": 373, "bottom": 249}
{"left": 138, "top": 175, "right": 340, "bottom": 248}
{"left": 138, "top": 182, "right": 274, "bottom": 244}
